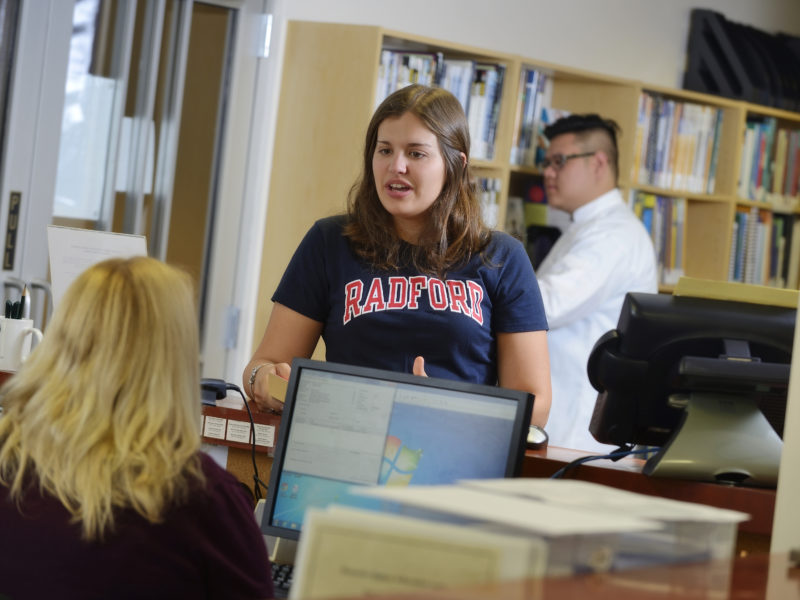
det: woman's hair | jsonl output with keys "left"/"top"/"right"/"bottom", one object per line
{"left": 344, "top": 84, "right": 490, "bottom": 276}
{"left": 0, "top": 256, "right": 204, "bottom": 540}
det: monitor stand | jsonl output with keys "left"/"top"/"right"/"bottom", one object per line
{"left": 255, "top": 499, "right": 299, "bottom": 564}
{"left": 269, "top": 536, "right": 298, "bottom": 565}
{"left": 642, "top": 392, "right": 783, "bottom": 487}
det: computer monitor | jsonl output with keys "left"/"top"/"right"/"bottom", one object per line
{"left": 587, "top": 292, "right": 795, "bottom": 487}
{"left": 260, "top": 358, "right": 534, "bottom": 542}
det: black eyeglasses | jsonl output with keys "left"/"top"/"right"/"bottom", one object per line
{"left": 539, "top": 151, "right": 596, "bottom": 170}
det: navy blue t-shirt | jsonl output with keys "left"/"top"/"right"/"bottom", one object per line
{"left": 273, "top": 216, "right": 548, "bottom": 385}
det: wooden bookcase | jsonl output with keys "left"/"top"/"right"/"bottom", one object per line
{"left": 252, "top": 20, "right": 800, "bottom": 345}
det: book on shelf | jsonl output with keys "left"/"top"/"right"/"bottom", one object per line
{"left": 375, "top": 51, "right": 506, "bottom": 161}
{"left": 639, "top": 95, "right": 658, "bottom": 185}
{"left": 668, "top": 197, "right": 686, "bottom": 285}
{"left": 775, "top": 214, "right": 794, "bottom": 288}
{"left": 654, "top": 99, "right": 675, "bottom": 188}
{"left": 772, "top": 128, "right": 789, "bottom": 197}
{"left": 482, "top": 64, "right": 505, "bottom": 161}
{"left": 691, "top": 104, "right": 720, "bottom": 194}
{"left": 784, "top": 130, "right": 800, "bottom": 198}
{"left": 673, "top": 102, "right": 695, "bottom": 191}
{"left": 768, "top": 216, "right": 785, "bottom": 287}
{"left": 630, "top": 191, "right": 685, "bottom": 285}
{"left": 752, "top": 124, "right": 767, "bottom": 201}
{"left": 735, "top": 117, "right": 800, "bottom": 205}
{"left": 682, "top": 104, "right": 702, "bottom": 191}
{"left": 509, "top": 69, "right": 533, "bottom": 165}
{"left": 632, "top": 93, "right": 722, "bottom": 194}
{"left": 787, "top": 218, "right": 800, "bottom": 289}
{"left": 744, "top": 206, "right": 760, "bottom": 284}
{"left": 762, "top": 118, "right": 777, "bottom": 197}
{"left": 729, "top": 206, "right": 773, "bottom": 286}
{"left": 518, "top": 69, "right": 541, "bottom": 166}
{"left": 630, "top": 93, "right": 650, "bottom": 185}
{"left": 376, "top": 49, "right": 442, "bottom": 105}
{"left": 477, "top": 176, "right": 502, "bottom": 228}
{"left": 753, "top": 118, "right": 778, "bottom": 202}
{"left": 730, "top": 208, "right": 748, "bottom": 282}
{"left": 510, "top": 68, "right": 554, "bottom": 167}
{"left": 439, "top": 58, "right": 476, "bottom": 114}
{"left": 468, "top": 63, "right": 505, "bottom": 160}
{"left": 727, "top": 218, "right": 739, "bottom": 282}
{"left": 705, "top": 108, "right": 724, "bottom": 194}
{"left": 738, "top": 125, "right": 757, "bottom": 199}
{"left": 664, "top": 102, "right": 683, "bottom": 189}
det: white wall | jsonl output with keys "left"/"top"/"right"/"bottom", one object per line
{"left": 277, "top": 0, "right": 800, "bottom": 88}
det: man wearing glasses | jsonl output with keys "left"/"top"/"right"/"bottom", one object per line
{"left": 535, "top": 113, "right": 657, "bottom": 453}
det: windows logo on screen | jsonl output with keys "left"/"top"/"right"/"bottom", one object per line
{"left": 379, "top": 435, "right": 422, "bottom": 485}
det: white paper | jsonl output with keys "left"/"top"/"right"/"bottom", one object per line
{"left": 47, "top": 225, "right": 147, "bottom": 309}
{"left": 226, "top": 420, "right": 253, "bottom": 444}
{"left": 254, "top": 423, "right": 275, "bottom": 447}
{"left": 291, "top": 504, "right": 547, "bottom": 600}
{"left": 203, "top": 416, "right": 226, "bottom": 440}
{"left": 459, "top": 479, "right": 749, "bottom": 524}
{"left": 352, "top": 485, "right": 660, "bottom": 536}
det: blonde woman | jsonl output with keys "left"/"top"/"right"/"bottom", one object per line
{"left": 0, "top": 257, "right": 272, "bottom": 599}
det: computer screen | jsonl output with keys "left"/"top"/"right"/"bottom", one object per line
{"left": 260, "top": 358, "right": 533, "bottom": 541}
{"left": 587, "top": 292, "right": 795, "bottom": 487}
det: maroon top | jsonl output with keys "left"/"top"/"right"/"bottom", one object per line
{"left": 0, "top": 452, "right": 274, "bottom": 599}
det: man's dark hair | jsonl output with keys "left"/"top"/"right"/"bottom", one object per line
{"left": 544, "top": 114, "right": 621, "bottom": 183}
{"left": 543, "top": 113, "right": 620, "bottom": 145}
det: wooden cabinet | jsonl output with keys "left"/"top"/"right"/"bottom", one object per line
{"left": 253, "top": 21, "right": 800, "bottom": 344}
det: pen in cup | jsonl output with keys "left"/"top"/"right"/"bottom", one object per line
{"left": 4, "top": 289, "right": 28, "bottom": 319}
{"left": 21, "top": 285, "right": 30, "bottom": 319}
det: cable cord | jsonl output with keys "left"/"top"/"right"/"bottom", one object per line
{"left": 225, "top": 383, "right": 270, "bottom": 500}
{"left": 549, "top": 446, "right": 655, "bottom": 479}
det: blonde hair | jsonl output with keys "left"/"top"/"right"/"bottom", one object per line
{"left": 0, "top": 257, "right": 204, "bottom": 540}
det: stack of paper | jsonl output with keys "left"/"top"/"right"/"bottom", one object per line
{"left": 289, "top": 479, "right": 747, "bottom": 599}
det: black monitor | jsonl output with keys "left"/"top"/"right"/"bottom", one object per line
{"left": 587, "top": 292, "right": 795, "bottom": 487}
{"left": 260, "top": 358, "right": 534, "bottom": 544}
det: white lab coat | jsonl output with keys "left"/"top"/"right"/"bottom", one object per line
{"left": 536, "top": 188, "right": 658, "bottom": 452}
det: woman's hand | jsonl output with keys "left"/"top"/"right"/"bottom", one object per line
{"left": 413, "top": 355, "right": 428, "bottom": 377}
{"left": 242, "top": 302, "right": 324, "bottom": 414}
{"left": 249, "top": 361, "right": 292, "bottom": 413}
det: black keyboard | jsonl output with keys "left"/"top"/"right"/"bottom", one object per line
{"left": 271, "top": 562, "right": 294, "bottom": 598}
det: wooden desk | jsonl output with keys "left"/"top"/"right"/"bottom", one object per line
{"left": 204, "top": 410, "right": 775, "bottom": 552}
{"left": 201, "top": 404, "right": 281, "bottom": 500}
{"left": 523, "top": 445, "right": 776, "bottom": 554}
{"left": 297, "top": 553, "right": 799, "bottom": 600}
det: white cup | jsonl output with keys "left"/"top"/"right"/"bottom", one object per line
{"left": 0, "top": 317, "right": 43, "bottom": 373}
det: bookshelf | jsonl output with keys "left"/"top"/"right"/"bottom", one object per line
{"left": 253, "top": 20, "right": 800, "bottom": 344}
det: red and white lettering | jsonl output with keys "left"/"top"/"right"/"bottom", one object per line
{"left": 446, "top": 280, "right": 470, "bottom": 315}
{"left": 343, "top": 276, "right": 486, "bottom": 326}
{"left": 407, "top": 276, "right": 427, "bottom": 309}
{"left": 387, "top": 277, "right": 408, "bottom": 309}
{"left": 362, "top": 278, "right": 387, "bottom": 313}
{"left": 428, "top": 278, "right": 448, "bottom": 310}
{"left": 343, "top": 280, "right": 363, "bottom": 324}
{"left": 467, "top": 280, "right": 484, "bottom": 325}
